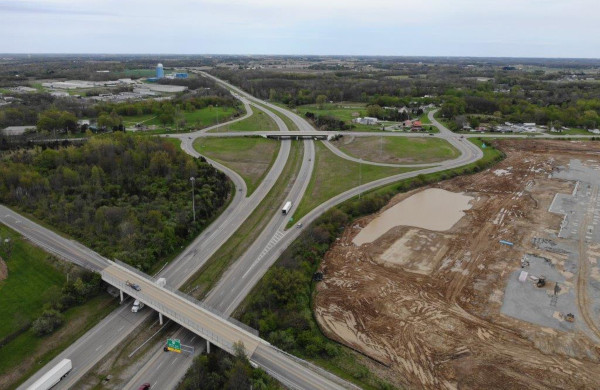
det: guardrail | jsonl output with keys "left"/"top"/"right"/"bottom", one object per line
{"left": 112, "top": 259, "right": 259, "bottom": 337}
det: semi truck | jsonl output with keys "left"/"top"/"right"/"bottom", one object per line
{"left": 282, "top": 201, "right": 292, "bottom": 215}
{"left": 131, "top": 299, "right": 145, "bottom": 313}
{"left": 27, "top": 359, "right": 72, "bottom": 390}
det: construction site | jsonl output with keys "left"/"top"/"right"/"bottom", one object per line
{"left": 315, "top": 139, "right": 600, "bottom": 389}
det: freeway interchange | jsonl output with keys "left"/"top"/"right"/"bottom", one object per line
{"left": 10, "top": 74, "right": 487, "bottom": 390}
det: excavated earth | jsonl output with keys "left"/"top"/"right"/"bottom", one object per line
{"left": 315, "top": 140, "right": 600, "bottom": 389}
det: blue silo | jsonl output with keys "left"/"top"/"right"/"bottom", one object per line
{"left": 156, "top": 63, "right": 164, "bottom": 79}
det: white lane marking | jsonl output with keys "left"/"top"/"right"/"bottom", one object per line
{"left": 156, "top": 361, "right": 163, "bottom": 370}
{"left": 117, "top": 326, "right": 124, "bottom": 332}
{"left": 170, "top": 359, "right": 177, "bottom": 366}
{"left": 95, "top": 345, "right": 103, "bottom": 352}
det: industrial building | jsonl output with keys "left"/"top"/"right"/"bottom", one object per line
{"left": 156, "top": 63, "right": 164, "bottom": 79}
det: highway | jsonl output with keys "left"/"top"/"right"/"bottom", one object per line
{"left": 12, "top": 75, "right": 483, "bottom": 390}
{"left": 15, "top": 97, "right": 296, "bottom": 389}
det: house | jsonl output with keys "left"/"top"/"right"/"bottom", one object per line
{"left": 411, "top": 120, "right": 423, "bottom": 131}
{"left": 402, "top": 120, "right": 413, "bottom": 128}
{"left": 588, "top": 129, "right": 600, "bottom": 135}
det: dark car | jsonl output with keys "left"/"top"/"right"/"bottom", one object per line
{"left": 126, "top": 280, "right": 141, "bottom": 291}
{"left": 138, "top": 383, "right": 151, "bottom": 390}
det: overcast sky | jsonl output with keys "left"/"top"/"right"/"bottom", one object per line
{"left": 1, "top": 0, "right": 599, "bottom": 58}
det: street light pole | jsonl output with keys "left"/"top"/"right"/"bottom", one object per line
{"left": 190, "top": 177, "right": 196, "bottom": 222}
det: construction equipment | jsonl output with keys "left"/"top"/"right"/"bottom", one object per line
{"left": 536, "top": 276, "right": 546, "bottom": 288}
{"left": 565, "top": 313, "right": 575, "bottom": 323}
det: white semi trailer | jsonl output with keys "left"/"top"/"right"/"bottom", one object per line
{"left": 27, "top": 359, "right": 72, "bottom": 390}
{"left": 282, "top": 201, "right": 292, "bottom": 215}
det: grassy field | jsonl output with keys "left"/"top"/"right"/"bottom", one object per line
{"left": 211, "top": 107, "right": 278, "bottom": 132}
{"left": 0, "top": 224, "right": 118, "bottom": 388}
{"left": 296, "top": 103, "right": 383, "bottom": 132}
{"left": 122, "top": 106, "right": 238, "bottom": 129}
{"left": 1, "top": 295, "right": 117, "bottom": 389}
{"left": 0, "top": 225, "right": 66, "bottom": 340}
{"left": 291, "top": 141, "right": 418, "bottom": 223}
{"left": 193, "top": 137, "right": 279, "bottom": 196}
{"left": 182, "top": 140, "right": 304, "bottom": 297}
{"left": 333, "top": 136, "right": 459, "bottom": 164}
{"left": 258, "top": 102, "right": 300, "bottom": 131}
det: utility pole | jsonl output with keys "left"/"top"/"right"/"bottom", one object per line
{"left": 190, "top": 177, "right": 196, "bottom": 222}
{"left": 216, "top": 104, "right": 219, "bottom": 126}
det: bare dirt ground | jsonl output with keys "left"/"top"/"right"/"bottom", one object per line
{"left": 0, "top": 256, "right": 7, "bottom": 281}
{"left": 315, "top": 140, "right": 600, "bottom": 389}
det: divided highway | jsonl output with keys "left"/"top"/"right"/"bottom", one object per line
{"left": 10, "top": 74, "right": 485, "bottom": 390}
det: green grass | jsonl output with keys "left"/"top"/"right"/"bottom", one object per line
{"left": 419, "top": 111, "right": 432, "bottom": 124}
{"left": 122, "top": 69, "right": 157, "bottom": 78}
{"left": 333, "top": 136, "right": 459, "bottom": 164}
{"left": 1, "top": 295, "right": 117, "bottom": 389}
{"left": 291, "top": 141, "right": 419, "bottom": 223}
{"left": 193, "top": 137, "right": 279, "bottom": 196}
{"left": 256, "top": 102, "right": 300, "bottom": 131}
{"left": 211, "top": 107, "right": 278, "bottom": 132}
{"left": 122, "top": 106, "right": 238, "bottom": 129}
{"left": 182, "top": 140, "right": 304, "bottom": 297}
{"left": 560, "top": 127, "right": 597, "bottom": 135}
{"left": 0, "top": 225, "right": 66, "bottom": 340}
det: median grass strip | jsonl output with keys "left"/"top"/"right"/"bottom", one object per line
{"left": 255, "top": 102, "right": 299, "bottom": 131}
{"left": 210, "top": 106, "right": 278, "bottom": 132}
{"left": 332, "top": 136, "right": 459, "bottom": 164}
{"left": 194, "top": 137, "right": 279, "bottom": 196}
{"left": 292, "top": 141, "right": 419, "bottom": 223}
{"left": 182, "top": 140, "right": 304, "bottom": 297}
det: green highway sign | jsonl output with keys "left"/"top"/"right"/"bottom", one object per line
{"left": 167, "top": 338, "right": 181, "bottom": 353}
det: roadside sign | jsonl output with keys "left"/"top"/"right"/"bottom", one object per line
{"left": 167, "top": 338, "right": 182, "bottom": 353}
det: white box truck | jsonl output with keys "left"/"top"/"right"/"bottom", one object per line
{"left": 27, "top": 358, "right": 72, "bottom": 390}
{"left": 282, "top": 201, "right": 292, "bottom": 215}
{"left": 157, "top": 277, "right": 166, "bottom": 287}
{"left": 131, "top": 299, "right": 144, "bottom": 313}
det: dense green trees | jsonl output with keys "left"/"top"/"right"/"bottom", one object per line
{"left": 37, "top": 109, "right": 78, "bottom": 134}
{"left": 0, "top": 134, "right": 230, "bottom": 270}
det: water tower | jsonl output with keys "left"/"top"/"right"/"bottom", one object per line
{"left": 156, "top": 63, "right": 164, "bottom": 79}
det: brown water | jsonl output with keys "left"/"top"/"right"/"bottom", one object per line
{"left": 353, "top": 188, "right": 473, "bottom": 246}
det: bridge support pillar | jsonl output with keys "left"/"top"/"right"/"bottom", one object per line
{"left": 159, "top": 312, "right": 163, "bottom": 325}
{"left": 206, "top": 339, "right": 211, "bottom": 354}
{"left": 119, "top": 289, "right": 123, "bottom": 303}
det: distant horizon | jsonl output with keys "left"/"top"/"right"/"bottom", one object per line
{"left": 1, "top": 0, "right": 599, "bottom": 58}
{"left": 2, "top": 53, "right": 600, "bottom": 61}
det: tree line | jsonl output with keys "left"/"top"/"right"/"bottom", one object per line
{"left": 0, "top": 133, "right": 231, "bottom": 271}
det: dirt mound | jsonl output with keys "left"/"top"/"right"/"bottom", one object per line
{"left": 315, "top": 140, "right": 600, "bottom": 389}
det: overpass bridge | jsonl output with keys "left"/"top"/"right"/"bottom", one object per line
{"left": 102, "top": 260, "right": 353, "bottom": 389}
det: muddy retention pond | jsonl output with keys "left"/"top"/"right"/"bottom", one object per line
{"left": 353, "top": 188, "right": 473, "bottom": 246}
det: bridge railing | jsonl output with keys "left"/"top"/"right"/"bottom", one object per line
{"left": 103, "top": 272, "right": 235, "bottom": 353}
{"left": 112, "top": 259, "right": 259, "bottom": 337}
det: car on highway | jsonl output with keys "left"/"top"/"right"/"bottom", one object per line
{"left": 126, "top": 280, "right": 141, "bottom": 291}
{"left": 138, "top": 383, "right": 151, "bottom": 390}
